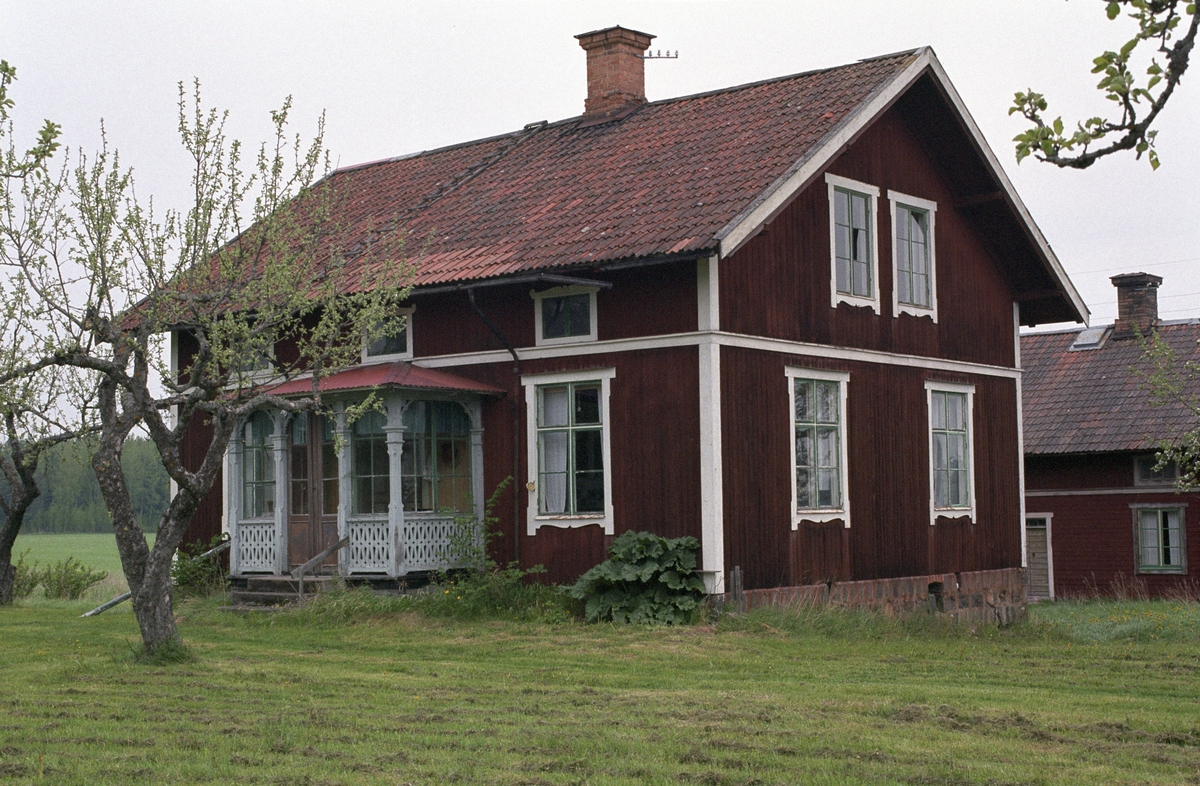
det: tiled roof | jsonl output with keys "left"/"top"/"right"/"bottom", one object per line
{"left": 269, "top": 362, "right": 505, "bottom": 397}
{"left": 1021, "top": 322, "right": 1200, "bottom": 455}
{"left": 321, "top": 51, "right": 921, "bottom": 288}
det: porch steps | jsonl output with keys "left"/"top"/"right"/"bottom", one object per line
{"left": 225, "top": 575, "right": 335, "bottom": 609}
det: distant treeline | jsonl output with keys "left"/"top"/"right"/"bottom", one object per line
{"left": 1, "top": 438, "right": 169, "bottom": 533}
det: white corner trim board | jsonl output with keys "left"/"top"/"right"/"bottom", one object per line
{"left": 785, "top": 366, "right": 852, "bottom": 530}
{"left": 698, "top": 336, "right": 724, "bottom": 591}
{"left": 521, "top": 367, "right": 616, "bottom": 536}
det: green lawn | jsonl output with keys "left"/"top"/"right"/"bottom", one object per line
{"left": 0, "top": 597, "right": 1198, "bottom": 785}
{"left": 12, "top": 532, "right": 155, "bottom": 600}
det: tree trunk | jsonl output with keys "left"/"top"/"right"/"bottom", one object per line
{"left": 0, "top": 500, "right": 30, "bottom": 607}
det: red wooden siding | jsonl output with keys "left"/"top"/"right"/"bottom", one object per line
{"left": 177, "top": 331, "right": 225, "bottom": 549}
{"left": 412, "top": 260, "right": 698, "bottom": 359}
{"left": 719, "top": 105, "right": 1016, "bottom": 370}
{"left": 1025, "top": 453, "right": 1200, "bottom": 597}
{"left": 720, "top": 345, "right": 1022, "bottom": 591}
{"left": 453, "top": 345, "right": 703, "bottom": 586}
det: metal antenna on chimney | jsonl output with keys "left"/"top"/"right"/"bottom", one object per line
{"left": 641, "top": 49, "right": 679, "bottom": 60}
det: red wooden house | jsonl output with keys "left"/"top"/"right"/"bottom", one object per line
{"left": 1023, "top": 273, "right": 1200, "bottom": 599}
{"left": 181, "top": 27, "right": 1085, "bottom": 603}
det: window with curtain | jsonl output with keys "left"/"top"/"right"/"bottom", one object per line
{"left": 794, "top": 378, "right": 842, "bottom": 510}
{"left": 242, "top": 411, "right": 276, "bottom": 518}
{"left": 1137, "top": 508, "right": 1185, "bottom": 573}
{"left": 536, "top": 382, "right": 604, "bottom": 515}
{"left": 400, "top": 401, "right": 472, "bottom": 513}
{"left": 930, "top": 390, "right": 971, "bottom": 509}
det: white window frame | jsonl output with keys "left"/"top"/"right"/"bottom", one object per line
{"left": 1133, "top": 454, "right": 1178, "bottom": 487}
{"left": 785, "top": 367, "right": 851, "bottom": 529}
{"left": 522, "top": 367, "right": 615, "bottom": 535}
{"left": 532, "top": 285, "right": 599, "bottom": 346}
{"left": 826, "top": 173, "right": 881, "bottom": 314}
{"left": 888, "top": 190, "right": 938, "bottom": 322}
{"left": 362, "top": 306, "right": 415, "bottom": 363}
{"left": 1131, "top": 503, "right": 1188, "bottom": 574}
{"left": 925, "top": 380, "right": 976, "bottom": 525}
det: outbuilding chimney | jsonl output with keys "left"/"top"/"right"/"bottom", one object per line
{"left": 575, "top": 26, "right": 655, "bottom": 117}
{"left": 1110, "top": 272, "right": 1163, "bottom": 339}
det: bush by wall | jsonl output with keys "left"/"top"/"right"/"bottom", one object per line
{"left": 567, "top": 531, "right": 706, "bottom": 624}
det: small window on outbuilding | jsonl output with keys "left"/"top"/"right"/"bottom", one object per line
{"left": 1134, "top": 506, "right": 1186, "bottom": 573}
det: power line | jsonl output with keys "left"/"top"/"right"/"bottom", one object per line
{"left": 1080, "top": 256, "right": 1200, "bottom": 275}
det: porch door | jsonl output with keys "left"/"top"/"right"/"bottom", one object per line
{"left": 288, "top": 413, "right": 341, "bottom": 569}
{"left": 1025, "top": 517, "right": 1051, "bottom": 599}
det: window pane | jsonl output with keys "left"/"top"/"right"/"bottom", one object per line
{"left": 574, "top": 385, "right": 601, "bottom": 425}
{"left": 795, "top": 380, "right": 812, "bottom": 422}
{"left": 543, "top": 294, "right": 591, "bottom": 339}
{"left": 366, "top": 325, "right": 408, "bottom": 357}
{"left": 946, "top": 393, "right": 963, "bottom": 430}
{"left": 539, "top": 430, "right": 569, "bottom": 515}
{"left": 910, "top": 211, "right": 927, "bottom": 244}
{"left": 835, "top": 253, "right": 850, "bottom": 294}
{"left": 897, "top": 208, "right": 910, "bottom": 242}
{"left": 931, "top": 392, "right": 946, "bottom": 429}
{"left": 540, "top": 386, "right": 570, "bottom": 427}
{"left": 852, "top": 259, "right": 870, "bottom": 297}
{"left": 817, "top": 426, "right": 838, "bottom": 468}
{"left": 796, "top": 468, "right": 811, "bottom": 509}
{"left": 834, "top": 190, "right": 848, "bottom": 226}
{"left": 912, "top": 273, "right": 928, "bottom": 307}
{"left": 934, "top": 469, "right": 948, "bottom": 508}
{"left": 816, "top": 382, "right": 838, "bottom": 423}
{"left": 933, "top": 433, "right": 947, "bottom": 471}
{"left": 575, "top": 470, "right": 604, "bottom": 513}
{"left": 795, "top": 426, "right": 812, "bottom": 469}
{"left": 851, "top": 193, "right": 867, "bottom": 232}
{"left": 816, "top": 468, "right": 836, "bottom": 508}
{"left": 574, "top": 429, "right": 604, "bottom": 473}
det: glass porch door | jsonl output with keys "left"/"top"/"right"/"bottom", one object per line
{"left": 288, "top": 413, "right": 340, "bottom": 570}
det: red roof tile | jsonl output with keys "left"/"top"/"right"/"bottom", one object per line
{"left": 320, "top": 51, "right": 921, "bottom": 288}
{"left": 269, "top": 362, "right": 505, "bottom": 397}
{"left": 1021, "top": 322, "right": 1200, "bottom": 455}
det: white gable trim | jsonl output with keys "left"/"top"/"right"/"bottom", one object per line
{"left": 714, "top": 47, "right": 1087, "bottom": 326}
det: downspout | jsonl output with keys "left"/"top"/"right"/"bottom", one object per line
{"left": 467, "top": 288, "right": 522, "bottom": 565}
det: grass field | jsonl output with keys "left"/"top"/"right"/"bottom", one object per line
{"left": 12, "top": 532, "right": 155, "bottom": 600}
{"left": 0, "top": 595, "right": 1198, "bottom": 785}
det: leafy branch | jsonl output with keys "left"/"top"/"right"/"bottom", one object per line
{"left": 1011, "top": 0, "right": 1198, "bottom": 169}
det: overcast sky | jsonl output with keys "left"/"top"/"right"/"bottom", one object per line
{"left": 3, "top": 0, "right": 1198, "bottom": 329}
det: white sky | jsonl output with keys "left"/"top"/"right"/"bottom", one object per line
{"left": 3, "top": 0, "right": 1198, "bottom": 329}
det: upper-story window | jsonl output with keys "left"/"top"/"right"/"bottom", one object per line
{"left": 363, "top": 308, "right": 414, "bottom": 362}
{"left": 889, "top": 191, "right": 938, "bottom": 321}
{"left": 926, "top": 381, "right": 976, "bottom": 524}
{"left": 825, "top": 173, "right": 880, "bottom": 313}
{"left": 1135, "top": 455, "right": 1178, "bottom": 486}
{"left": 532, "top": 285, "right": 598, "bottom": 346}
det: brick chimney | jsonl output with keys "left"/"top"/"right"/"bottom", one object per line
{"left": 575, "top": 26, "right": 655, "bottom": 117}
{"left": 1110, "top": 272, "right": 1163, "bottom": 339}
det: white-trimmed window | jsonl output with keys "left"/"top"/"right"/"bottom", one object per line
{"left": 786, "top": 368, "right": 851, "bottom": 529}
{"left": 401, "top": 401, "right": 472, "bottom": 513}
{"left": 532, "top": 285, "right": 598, "bottom": 346}
{"left": 242, "top": 411, "right": 276, "bottom": 519}
{"left": 522, "top": 368, "right": 615, "bottom": 535}
{"left": 1133, "top": 505, "right": 1186, "bottom": 573}
{"left": 363, "top": 307, "right": 415, "bottom": 362}
{"left": 1135, "top": 455, "right": 1178, "bottom": 486}
{"left": 826, "top": 173, "right": 880, "bottom": 313}
{"left": 926, "top": 381, "right": 976, "bottom": 523}
{"left": 889, "top": 190, "right": 938, "bottom": 320}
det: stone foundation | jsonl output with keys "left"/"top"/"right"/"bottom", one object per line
{"left": 719, "top": 567, "right": 1026, "bottom": 626}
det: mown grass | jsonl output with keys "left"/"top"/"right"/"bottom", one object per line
{"left": 1, "top": 594, "right": 1198, "bottom": 785}
{"left": 11, "top": 532, "right": 154, "bottom": 602}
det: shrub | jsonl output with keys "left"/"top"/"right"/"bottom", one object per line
{"left": 172, "top": 535, "right": 229, "bottom": 597}
{"left": 11, "top": 550, "right": 39, "bottom": 600}
{"left": 567, "top": 531, "right": 705, "bottom": 624}
{"left": 39, "top": 557, "right": 107, "bottom": 600}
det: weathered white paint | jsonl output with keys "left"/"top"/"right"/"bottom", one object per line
{"left": 383, "top": 394, "right": 409, "bottom": 577}
{"left": 925, "top": 380, "right": 977, "bottom": 526}
{"left": 785, "top": 366, "right": 852, "bottom": 529}
{"left": 698, "top": 336, "right": 724, "bottom": 593}
{"left": 825, "top": 173, "right": 881, "bottom": 315}
{"left": 696, "top": 255, "right": 720, "bottom": 332}
{"left": 521, "top": 367, "right": 616, "bottom": 535}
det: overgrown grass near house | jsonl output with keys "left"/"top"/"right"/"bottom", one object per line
{"left": 0, "top": 598, "right": 1198, "bottom": 785}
